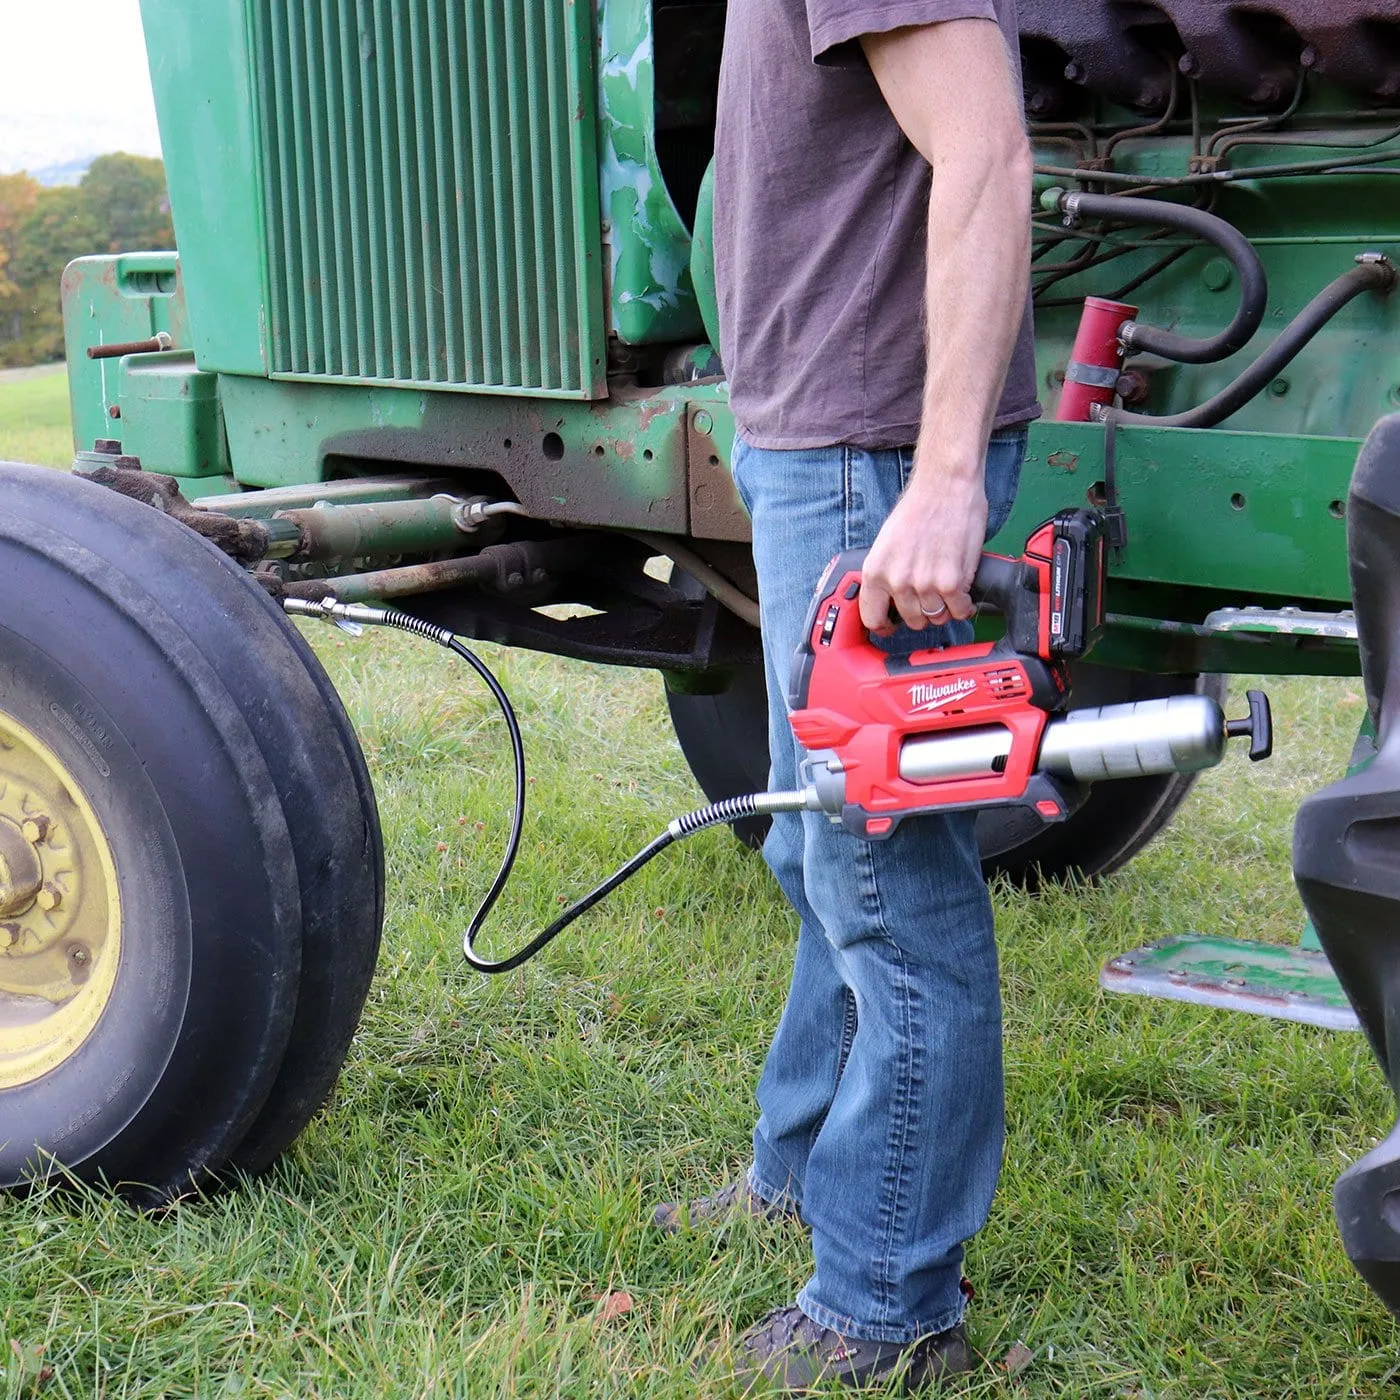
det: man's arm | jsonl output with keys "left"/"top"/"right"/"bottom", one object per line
{"left": 856, "top": 18, "right": 1033, "bottom": 632}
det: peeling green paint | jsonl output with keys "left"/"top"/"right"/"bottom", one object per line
{"left": 597, "top": 0, "right": 704, "bottom": 344}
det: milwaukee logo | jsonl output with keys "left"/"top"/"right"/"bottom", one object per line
{"left": 908, "top": 676, "right": 978, "bottom": 713}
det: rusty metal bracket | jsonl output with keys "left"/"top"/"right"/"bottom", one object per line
{"left": 686, "top": 405, "right": 749, "bottom": 542}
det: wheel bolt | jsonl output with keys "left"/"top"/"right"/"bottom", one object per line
{"left": 69, "top": 945, "right": 89, "bottom": 966}
{"left": 21, "top": 815, "right": 50, "bottom": 844}
{"left": 36, "top": 883, "right": 62, "bottom": 912}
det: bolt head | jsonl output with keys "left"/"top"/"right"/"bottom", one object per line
{"left": 35, "top": 883, "right": 61, "bottom": 912}
{"left": 70, "top": 945, "right": 89, "bottom": 965}
{"left": 21, "top": 815, "right": 50, "bottom": 844}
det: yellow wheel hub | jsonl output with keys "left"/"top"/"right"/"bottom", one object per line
{"left": 0, "top": 711, "right": 121, "bottom": 1089}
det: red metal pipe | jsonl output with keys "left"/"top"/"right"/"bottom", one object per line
{"left": 1055, "top": 297, "right": 1138, "bottom": 422}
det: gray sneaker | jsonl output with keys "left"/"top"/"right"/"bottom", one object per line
{"left": 651, "top": 1178, "right": 800, "bottom": 1234}
{"left": 716, "top": 1303, "right": 972, "bottom": 1392}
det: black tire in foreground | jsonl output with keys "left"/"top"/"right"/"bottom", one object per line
{"left": 665, "top": 661, "right": 1224, "bottom": 884}
{"left": 0, "top": 462, "right": 383, "bottom": 1204}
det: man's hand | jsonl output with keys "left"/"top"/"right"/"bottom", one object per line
{"left": 858, "top": 19, "right": 1032, "bottom": 632}
{"left": 858, "top": 472, "right": 987, "bottom": 632}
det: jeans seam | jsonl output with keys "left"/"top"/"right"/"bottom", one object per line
{"left": 841, "top": 445, "right": 854, "bottom": 551}
{"left": 881, "top": 948, "right": 923, "bottom": 1330}
{"left": 855, "top": 837, "right": 901, "bottom": 1325}
{"left": 806, "top": 986, "right": 859, "bottom": 1161}
{"left": 837, "top": 988, "right": 857, "bottom": 1077}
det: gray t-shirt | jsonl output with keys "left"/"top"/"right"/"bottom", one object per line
{"left": 714, "top": 0, "right": 1041, "bottom": 449}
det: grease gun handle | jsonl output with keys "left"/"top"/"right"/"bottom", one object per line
{"left": 815, "top": 546, "right": 1033, "bottom": 643}
{"left": 970, "top": 552, "right": 1024, "bottom": 613}
{"left": 971, "top": 552, "right": 1041, "bottom": 654}
{"left": 1226, "top": 688, "right": 1273, "bottom": 761}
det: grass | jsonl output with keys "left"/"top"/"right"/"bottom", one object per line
{"left": 0, "top": 367, "right": 72, "bottom": 468}
{"left": 2, "top": 377, "right": 1397, "bottom": 1396}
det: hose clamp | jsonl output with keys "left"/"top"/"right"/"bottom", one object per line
{"left": 1356, "top": 251, "right": 1398, "bottom": 290}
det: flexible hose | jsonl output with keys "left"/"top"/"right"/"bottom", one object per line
{"left": 460, "top": 795, "right": 772, "bottom": 974}
{"left": 1053, "top": 190, "right": 1268, "bottom": 364}
{"left": 1104, "top": 259, "right": 1397, "bottom": 430}
{"left": 282, "top": 596, "right": 786, "bottom": 974}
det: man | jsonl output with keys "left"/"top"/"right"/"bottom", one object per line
{"left": 656, "top": 0, "right": 1040, "bottom": 1389}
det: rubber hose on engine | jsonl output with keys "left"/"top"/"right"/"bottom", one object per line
{"left": 1103, "top": 259, "right": 1397, "bottom": 431}
{"left": 1054, "top": 190, "right": 1268, "bottom": 365}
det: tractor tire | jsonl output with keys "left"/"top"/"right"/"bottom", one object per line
{"left": 0, "top": 462, "right": 383, "bottom": 1203}
{"left": 226, "top": 624, "right": 384, "bottom": 1179}
{"left": 665, "top": 665, "right": 772, "bottom": 849}
{"left": 665, "top": 659, "right": 1223, "bottom": 884}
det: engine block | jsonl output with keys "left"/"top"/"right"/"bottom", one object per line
{"left": 1020, "top": 1, "right": 1400, "bottom": 114}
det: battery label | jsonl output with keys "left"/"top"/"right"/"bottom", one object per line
{"left": 1051, "top": 538, "right": 1071, "bottom": 641}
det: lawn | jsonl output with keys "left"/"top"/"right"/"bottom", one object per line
{"left": 0, "top": 376, "right": 1395, "bottom": 1396}
{"left": 0, "top": 366, "right": 73, "bottom": 469}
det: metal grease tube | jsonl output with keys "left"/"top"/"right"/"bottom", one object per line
{"left": 898, "top": 694, "right": 1230, "bottom": 786}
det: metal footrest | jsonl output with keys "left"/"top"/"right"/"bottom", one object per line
{"left": 1101, "top": 934, "right": 1360, "bottom": 1031}
{"left": 1203, "top": 605, "right": 1357, "bottom": 640}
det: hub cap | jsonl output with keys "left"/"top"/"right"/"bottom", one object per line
{"left": 0, "top": 711, "right": 121, "bottom": 1089}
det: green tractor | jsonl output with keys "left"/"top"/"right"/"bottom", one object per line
{"left": 4, "top": 0, "right": 1400, "bottom": 1318}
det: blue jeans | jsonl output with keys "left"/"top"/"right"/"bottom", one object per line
{"left": 731, "top": 431, "right": 1026, "bottom": 1344}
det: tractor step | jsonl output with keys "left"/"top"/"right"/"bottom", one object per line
{"left": 1100, "top": 934, "right": 1359, "bottom": 1031}
{"left": 1202, "top": 605, "right": 1357, "bottom": 639}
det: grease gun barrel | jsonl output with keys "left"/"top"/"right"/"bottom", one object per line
{"left": 898, "top": 694, "right": 1258, "bottom": 787}
{"left": 1040, "top": 694, "right": 1231, "bottom": 780}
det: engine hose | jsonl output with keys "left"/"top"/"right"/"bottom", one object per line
{"left": 1051, "top": 189, "right": 1268, "bottom": 364}
{"left": 1103, "top": 258, "right": 1398, "bottom": 430}
{"left": 281, "top": 596, "right": 794, "bottom": 974}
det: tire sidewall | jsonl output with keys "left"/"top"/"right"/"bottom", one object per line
{"left": 0, "top": 494, "right": 303, "bottom": 1196}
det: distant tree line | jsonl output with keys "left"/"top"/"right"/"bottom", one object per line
{"left": 0, "top": 153, "right": 175, "bottom": 368}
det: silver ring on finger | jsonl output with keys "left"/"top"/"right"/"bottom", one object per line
{"left": 921, "top": 602, "right": 949, "bottom": 620}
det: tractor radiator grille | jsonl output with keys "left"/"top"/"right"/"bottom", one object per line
{"left": 250, "top": 0, "right": 604, "bottom": 396}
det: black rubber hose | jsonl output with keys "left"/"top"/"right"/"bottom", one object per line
{"left": 286, "top": 597, "right": 795, "bottom": 975}
{"left": 1105, "top": 259, "right": 1397, "bottom": 430}
{"left": 1055, "top": 190, "right": 1268, "bottom": 364}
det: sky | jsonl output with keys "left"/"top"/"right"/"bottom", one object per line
{"left": 0, "top": 0, "right": 162, "bottom": 175}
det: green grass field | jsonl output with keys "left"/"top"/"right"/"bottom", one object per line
{"left": 0, "top": 367, "right": 73, "bottom": 469}
{"left": 1, "top": 379, "right": 1396, "bottom": 1396}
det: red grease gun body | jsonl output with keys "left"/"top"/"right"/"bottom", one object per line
{"left": 784, "top": 510, "right": 1272, "bottom": 840}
